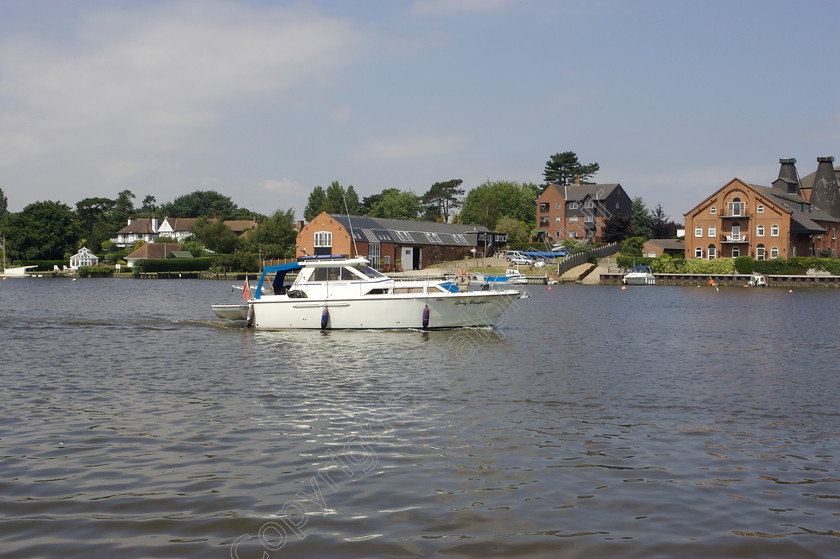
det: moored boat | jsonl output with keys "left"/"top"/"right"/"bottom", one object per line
{"left": 623, "top": 265, "right": 656, "bottom": 285}
{"left": 212, "top": 255, "right": 525, "bottom": 329}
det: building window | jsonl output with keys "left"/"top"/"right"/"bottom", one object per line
{"left": 569, "top": 216, "right": 578, "bottom": 222}
{"left": 695, "top": 247, "right": 703, "bottom": 258}
{"left": 757, "top": 205, "right": 764, "bottom": 213}
{"left": 710, "top": 206, "right": 717, "bottom": 215}
{"left": 556, "top": 202, "right": 562, "bottom": 210}
{"left": 770, "top": 246, "right": 779, "bottom": 258}
{"left": 833, "top": 228, "right": 836, "bottom": 240}
{"left": 694, "top": 226, "right": 703, "bottom": 237}
{"left": 555, "top": 217, "right": 562, "bottom": 223}
{"left": 569, "top": 201, "right": 579, "bottom": 210}
{"left": 756, "top": 244, "right": 765, "bottom": 260}
{"left": 756, "top": 225, "right": 765, "bottom": 237}
{"left": 314, "top": 231, "right": 332, "bottom": 248}
{"left": 707, "top": 245, "right": 716, "bottom": 259}
{"left": 770, "top": 224, "right": 780, "bottom": 237}
{"left": 539, "top": 217, "right": 549, "bottom": 227}
{"left": 708, "top": 225, "right": 716, "bottom": 238}
{"left": 540, "top": 203, "right": 549, "bottom": 213}
{"left": 732, "top": 246, "right": 740, "bottom": 258}
{"left": 584, "top": 215, "right": 594, "bottom": 222}
{"left": 368, "top": 242, "right": 381, "bottom": 269}
{"left": 729, "top": 198, "right": 744, "bottom": 216}
{"left": 584, "top": 200, "right": 594, "bottom": 209}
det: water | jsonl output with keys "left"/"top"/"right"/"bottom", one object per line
{"left": 1, "top": 278, "right": 838, "bottom": 558}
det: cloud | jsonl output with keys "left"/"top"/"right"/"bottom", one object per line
{"left": 0, "top": 1, "right": 364, "bottom": 206}
{"left": 350, "top": 134, "right": 469, "bottom": 161}
{"left": 410, "top": 0, "right": 521, "bottom": 17}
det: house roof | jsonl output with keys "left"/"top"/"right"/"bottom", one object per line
{"left": 116, "top": 218, "right": 156, "bottom": 235}
{"left": 750, "top": 184, "right": 838, "bottom": 232}
{"left": 328, "top": 214, "right": 491, "bottom": 247}
{"left": 124, "top": 243, "right": 181, "bottom": 260}
{"left": 644, "top": 239, "right": 684, "bottom": 251}
{"left": 544, "top": 183, "right": 623, "bottom": 201}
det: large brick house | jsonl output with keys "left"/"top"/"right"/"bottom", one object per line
{"left": 536, "top": 183, "right": 632, "bottom": 243}
{"left": 684, "top": 157, "right": 840, "bottom": 260}
{"left": 297, "top": 213, "right": 506, "bottom": 271}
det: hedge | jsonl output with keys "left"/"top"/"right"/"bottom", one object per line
{"left": 133, "top": 258, "right": 213, "bottom": 273}
{"left": 617, "top": 255, "right": 840, "bottom": 276}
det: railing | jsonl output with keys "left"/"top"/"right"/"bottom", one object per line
{"left": 556, "top": 242, "right": 620, "bottom": 276}
{"left": 719, "top": 210, "right": 752, "bottom": 218}
{"left": 720, "top": 234, "right": 748, "bottom": 243}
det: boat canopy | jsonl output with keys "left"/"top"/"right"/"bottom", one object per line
{"left": 255, "top": 262, "right": 303, "bottom": 299}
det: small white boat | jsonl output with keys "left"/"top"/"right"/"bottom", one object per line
{"left": 623, "top": 265, "right": 656, "bottom": 285}
{"left": 2, "top": 235, "right": 36, "bottom": 278}
{"left": 482, "top": 269, "right": 529, "bottom": 285}
{"left": 747, "top": 273, "right": 767, "bottom": 287}
{"left": 212, "top": 255, "right": 524, "bottom": 330}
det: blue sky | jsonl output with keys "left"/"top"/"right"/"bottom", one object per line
{"left": 1, "top": 0, "right": 838, "bottom": 224}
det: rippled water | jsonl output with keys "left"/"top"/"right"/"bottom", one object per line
{"left": 1, "top": 278, "right": 838, "bottom": 558}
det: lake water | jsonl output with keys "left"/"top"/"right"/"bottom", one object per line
{"left": 1, "top": 278, "right": 838, "bottom": 558}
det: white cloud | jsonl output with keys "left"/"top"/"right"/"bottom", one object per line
{"left": 0, "top": 1, "right": 364, "bottom": 206}
{"left": 410, "top": 0, "right": 521, "bottom": 17}
{"left": 351, "top": 134, "right": 468, "bottom": 161}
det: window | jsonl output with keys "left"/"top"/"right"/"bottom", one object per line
{"left": 556, "top": 202, "right": 562, "bottom": 210}
{"left": 695, "top": 247, "right": 703, "bottom": 258}
{"left": 540, "top": 203, "right": 549, "bottom": 213}
{"left": 569, "top": 201, "right": 580, "bottom": 210}
{"left": 756, "top": 225, "right": 765, "bottom": 237}
{"left": 395, "top": 230, "right": 413, "bottom": 242}
{"left": 584, "top": 200, "right": 595, "bottom": 209}
{"left": 732, "top": 246, "right": 740, "bottom": 258}
{"left": 710, "top": 206, "right": 717, "bottom": 215}
{"left": 555, "top": 217, "right": 562, "bottom": 223}
{"left": 757, "top": 205, "right": 764, "bottom": 213}
{"left": 707, "top": 245, "right": 716, "bottom": 259}
{"left": 756, "top": 244, "right": 765, "bottom": 260}
{"left": 729, "top": 198, "right": 744, "bottom": 216}
{"left": 833, "top": 228, "right": 837, "bottom": 240}
{"left": 314, "top": 231, "right": 332, "bottom": 248}
{"left": 368, "top": 242, "right": 381, "bottom": 269}
{"left": 424, "top": 232, "right": 442, "bottom": 244}
{"left": 540, "top": 217, "right": 549, "bottom": 226}
{"left": 695, "top": 226, "right": 703, "bottom": 237}
{"left": 569, "top": 216, "right": 578, "bottom": 222}
{"left": 770, "top": 224, "right": 780, "bottom": 237}
{"left": 770, "top": 246, "right": 779, "bottom": 258}
{"left": 708, "top": 225, "right": 716, "bottom": 238}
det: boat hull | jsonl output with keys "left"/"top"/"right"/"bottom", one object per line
{"left": 622, "top": 274, "right": 656, "bottom": 285}
{"left": 246, "top": 291, "right": 521, "bottom": 329}
{"left": 2, "top": 266, "right": 36, "bottom": 278}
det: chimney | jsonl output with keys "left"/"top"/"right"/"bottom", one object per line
{"left": 127, "top": 217, "right": 133, "bottom": 226}
{"left": 773, "top": 158, "right": 800, "bottom": 195}
{"left": 152, "top": 216, "right": 159, "bottom": 232}
{"left": 809, "top": 156, "right": 840, "bottom": 218}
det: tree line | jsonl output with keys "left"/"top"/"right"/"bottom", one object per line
{"left": 0, "top": 150, "right": 680, "bottom": 266}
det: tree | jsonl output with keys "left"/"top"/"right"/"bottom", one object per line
{"left": 303, "top": 181, "right": 360, "bottom": 221}
{"left": 246, "top": 208, "right": 297, "bottom": 259}
{"left": 542, "top": 151, "right": 599, "bottom": 188}
{"left": 631, "top": 197, "right": 651, "bottom": 238}
{"left": 460, "top": 180, "right": 539, "bottom": 230}
{"left": 0, "top": 187, "right": 7, "bottom": 217}
{"left": 621, "top": 236, "right": 646, "bottom": 257}
{"left": 191, "top": 217, "right": 241, "bottom": 254}
{"left": 494, "top": 216, "right": 529, "bottom": 244}
{"left": 367, "top": 188, "right": 422, "bottom": 220}
{"left": 649, "top": 204, "right": 673, "bottom": 238}
{"left": 112, "top": 189, "right": 136, "bottom": 225}
{"left": 3, "top": 201, "right": 80, "bottom": 260}
{"left": 159, "top": 190, "right": 238, "bottom": 219}
{"left": 422, "top": 179, "right": 464, "bottom": 222}
{"left": 603, "top": 214, "right": 636, "bottom": 243}
{"left": 76, "top": 197, "right": 117, "bottom": 253}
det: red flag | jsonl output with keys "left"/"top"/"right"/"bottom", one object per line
{"left": 243, "top": 276, "right": 251, "bottom": 302}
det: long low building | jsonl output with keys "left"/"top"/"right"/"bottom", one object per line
{"left": 297, "top": 212, "right": 506, "bottom": 271}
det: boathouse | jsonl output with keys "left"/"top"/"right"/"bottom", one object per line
{"left": 297, "top": 213, "right": 506, "bottom": 271}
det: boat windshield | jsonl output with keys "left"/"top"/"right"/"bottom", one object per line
{"left": 359, "top": 266, "right": 386, "bottom": 279}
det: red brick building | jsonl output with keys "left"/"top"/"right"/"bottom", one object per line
{"left": 684, "top": 157, "right": 840, "bottom": 260}
{"left": 297, "top": 213, "right": 505, "bottom": 271}
{"left": 536, "top": 183, "right": 632, "bottom": 243}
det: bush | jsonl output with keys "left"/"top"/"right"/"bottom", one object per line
{"left": 734, "top": 256, "right": 754, "bottom": 274}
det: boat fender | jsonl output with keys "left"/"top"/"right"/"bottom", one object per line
{"left": 321, "top": 307, "right": 329, "bottom": 329}
{"left": 246, "top": 304, "right": 255, "bottom": 328}
{"left": 422, "top": 304, "right": 430, "bottom": 329}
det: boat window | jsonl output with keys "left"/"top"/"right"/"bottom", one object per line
{"left": 310, "top": 267, "right": 350, "bottom": 281}
{"left": 359, "top": 266, "right": 386, "bottom": 279}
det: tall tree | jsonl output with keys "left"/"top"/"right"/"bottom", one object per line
{"left": 460, "top": 180, "right": 538, "bottom": 230}
{"left": 649, "top": 204, "right": 672, "bottom": 238}
{"left": 3, "top": 201, "right": 80, "bottom": 260}
{"left": 422, "top": 179, "right": 464, "bottom": 222}
{"left": 367, "top": 188, "right": 422, "bottom": 220}
{"left": 631, "top": 197, "right": 651, "bottom": 237}
{"left": 112, "top": 189, "right": 136, "bottom": 226}
{"left": 303, "top": 181, "right": 359, "bottom": 221}
{"left": 603, "top": 214, "right": 636, "bottom": 243}
{"left": 159, "top": 190, "right": 238, "bottom": 219}
{"left": 191, "top": 216, "right": 241, "bottom": 254}
{"left": 542, "top": 151, "right": 599, "bottom": 188}
{"left": 76, "top": 197, "right": 117, "bottom": 251}
{"left": 0, "top": 187, "right": 7, "bottom": 217}
{"left": 303, "top": 186, "right": 328, "bottom": 221}
{"left": 246, "top": 208, "right": 298, "bottom": 259}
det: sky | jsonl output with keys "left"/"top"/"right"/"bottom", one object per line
{"left": 1, "top": 0, "right": 838, "bottom": 224}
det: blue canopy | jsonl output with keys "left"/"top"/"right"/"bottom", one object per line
{"left": 255, "top": 262, "right": 303, "bottom": 299}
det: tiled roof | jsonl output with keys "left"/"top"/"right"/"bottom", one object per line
{"left": 329, "top": 215, "right": 489, "bottom": 246}
{"left": 124, "top": 243, "right": 181, "bottom": 259}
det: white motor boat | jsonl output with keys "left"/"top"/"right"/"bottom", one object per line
{"left": 623, "top": 265, "right": 656, "bottom": 285}
{"left": 212, "top": 255, "right": 524, "bottom": 329}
